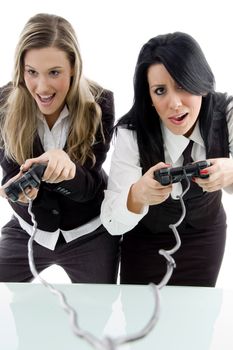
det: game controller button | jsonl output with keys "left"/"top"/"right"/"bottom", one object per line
{"left": 51, "top": 209, "right": 59, "bottom": 215}
{"left": 162, "top": 175, "right": 171, "bottom": 185}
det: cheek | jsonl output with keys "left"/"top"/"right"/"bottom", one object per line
{"left": 152, "top": 98, "right": 166, "bottom": 116}
{"left": 150, "top": 94, "right": 159, "bottom": 110}
{"left": 56, "top": 78, "right": 71, "bottom": 95}
{"left": 190, "top": 96, "right": 202, "bottom": 118}
{"left": 23, "top": 77, "right": 34, "bottom": 94}
{"left": 149, "top": 91, "right": 167, "bottom": 117}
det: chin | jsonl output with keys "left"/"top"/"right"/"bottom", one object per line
{"left": 168, "top": 128, "right": 185, "bottom": 136}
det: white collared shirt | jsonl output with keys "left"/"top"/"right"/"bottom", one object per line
{"left": 101, "top": 111, "right": 233, "bottom": 236}
{"left": 160, "top": 120, "right": 206, "bottom": 198}
{"left": 37, "top": 105, "right": 70, "bottom": 151}
{"left": 15, "top": 106, "right": 101, "bottom": 250}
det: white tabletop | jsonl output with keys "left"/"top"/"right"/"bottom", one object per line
{"left": 0, "top": 282, "right": 232, "bottom": 350}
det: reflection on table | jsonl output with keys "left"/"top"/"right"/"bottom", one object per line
{"left": 0, "top": 282, "right": 232, "bottom": 350}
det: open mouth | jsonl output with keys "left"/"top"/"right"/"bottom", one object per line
{"left": 37, "top": 94, "right": 55, "bottom": 103}
{"left": 169, "top": 112, "right": 188, "bottom": 124}
{"left": 173, "top": 113, "right": 188, "bottom": 121}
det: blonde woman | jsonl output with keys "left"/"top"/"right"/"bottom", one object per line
{"left": 0, "top": 13, "right": 120, "bottom": 283}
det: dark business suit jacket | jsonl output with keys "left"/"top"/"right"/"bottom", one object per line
{"left": 141, "top": 109, "right": 230, "bottom": 233}
{"left": 0, "top": 85, "right": 114, "bottom": 232}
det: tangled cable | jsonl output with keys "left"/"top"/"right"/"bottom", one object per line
{"left": 24, "top": 173, "right": 190, "bottom": 350}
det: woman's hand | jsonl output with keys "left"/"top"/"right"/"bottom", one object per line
{"left": 127, "top": 162, "right": 172, "bottom": 214}
{"left": 194, "top": 158, "right": 233, "bottom": 192}
{"left": 0, "top": 185, "right": 8, "bottom": 198}
{"left": 0, "top": 171, "right": 39, "bottom": 203}
{"left": 22, "top": 149, "right": 76, "bottom": 184}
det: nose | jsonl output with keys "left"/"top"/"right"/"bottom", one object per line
{"left": 168, "top": 92, "right": 182, "bottom": 111}
{"left": 36, "top": 76, "right": 50, "bottom": 93}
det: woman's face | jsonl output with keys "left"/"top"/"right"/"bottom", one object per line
{"left": 147, "top": 63, "right": 202, "bottom": 137}
{"left": 24, "top": 47, "right": 73, "bottom": 125}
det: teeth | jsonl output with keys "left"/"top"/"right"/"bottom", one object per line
{"left": 39, "top": 95, "right": 53, "bottom": 102}
{"left": 175, "top": 113, "right": 187, "bottom": 121}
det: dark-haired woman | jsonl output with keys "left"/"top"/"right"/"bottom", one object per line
{"left": 101, "top": 32, "right": 233, "bottom": 287}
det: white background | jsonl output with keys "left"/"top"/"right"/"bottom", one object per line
{"left": 0, "top": 0, "right": 232, "bottom": 288}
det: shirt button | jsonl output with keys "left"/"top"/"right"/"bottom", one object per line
{"left": 52, "top": 209, "right": 59, "bottom": 215}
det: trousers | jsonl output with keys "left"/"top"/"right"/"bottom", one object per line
{"left": 0, "top": 216, "right": 121, "bottom": 283}
{"left": 120, "top": 206, "right": 227, "bottom": 287}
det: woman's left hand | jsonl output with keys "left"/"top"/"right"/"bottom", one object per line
{"left": 194, "top": 158, "right": 233, "bottom": 192}
{"left": 0, "top": 186, "right": 7, "bottom": 198}
{"left": 21, "top": 149, "right": 76, "bottom": 183}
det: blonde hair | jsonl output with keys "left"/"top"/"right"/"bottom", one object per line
{"left": 1, "top": 13, "right": 103, "bottom": 165}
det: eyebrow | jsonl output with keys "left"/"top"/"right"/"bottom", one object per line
{"left": 149, "top": 83, "right": 165, "bottom": 89}
{"left": 24, "top": 64, "right": 63, "bottom": 70}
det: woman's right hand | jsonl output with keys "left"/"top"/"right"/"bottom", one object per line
{"left": 22, "top": 149, "right": 76, "bottom": 184}
{"left": 127, "top": 162, "right": 172, "bottom": 214}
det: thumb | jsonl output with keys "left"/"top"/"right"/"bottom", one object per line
{"left": 148, "top": 162, "right": 170, "bottom": 175}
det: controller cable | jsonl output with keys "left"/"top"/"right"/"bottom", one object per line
{"left": 20, "top": 171, "right": 190, "bottom": 350}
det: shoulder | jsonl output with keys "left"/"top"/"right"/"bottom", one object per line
{"left": 0, "top": 82, "right": 13, "bottom": 105}
{"left": 99, "top": 88, "right": 113, "bottom": 100}
{"left": 112, "top": 126, "right": 139, "bottom": 162}
{"left": 115, "top": 126, "right": 136, "bottom": 143}
{"left": 87, "top": 79, "right": 114, "bottom": 114}
{"left": 97, "top": 88, "right": 114, "bottom": 113}
{"left": 226, "top": 99, "right": 233, "bottom": 123}
{"left": 212, "top": 92, "right": 233, "bottom": 113}
{"left": 97, "top": 89, "right": 115, "bottom": 133}
{"left": 115, "top": 109, "right": 136, "bottom": 131}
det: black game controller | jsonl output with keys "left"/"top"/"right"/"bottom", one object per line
{"left": 4, "top": 164, "right": 47, "bottom": 202}
{"left": 154, "top": 160, "right": 210, "bottom": 186}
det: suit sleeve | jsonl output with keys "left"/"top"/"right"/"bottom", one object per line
{"left": 48, "top": 89, "right": 115, "bottom": 202}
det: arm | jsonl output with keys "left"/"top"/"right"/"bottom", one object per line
{"left": 195, "top": 103, "right": 233, "bottom": 193}
{"left": 21, "top": 90, "right": 115, "bottom": 203}
{"left": 100, "top": 128, "right": 172, "bottom": 235}
{"left": 54, "top": 89, "right": 115, "bottom": 201}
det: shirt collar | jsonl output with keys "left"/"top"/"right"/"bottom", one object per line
{"left": 160, "top": 120, "right": 205, "bottom": 163}
{"left": 37, "top": 105, "right": 69, "bottom": 127}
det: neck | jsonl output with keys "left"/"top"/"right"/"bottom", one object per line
{"left": 45, "top": 114, "right": 59, "bottom": 129}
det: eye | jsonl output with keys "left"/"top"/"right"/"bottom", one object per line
{"left": 154, "top": 87, "right": 166, "bottom": 96}
{"left": 25, "top": 69, "right": 38, "bottom": 77}
{"left": 176, "top": 84, "right": 183, "bottom": 90}
{"left": 49, "top": 70, "right": 60, "bottom": 77}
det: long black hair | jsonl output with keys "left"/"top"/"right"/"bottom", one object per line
{"left": 117, "top": 32, "right": 232, "bottom": 171}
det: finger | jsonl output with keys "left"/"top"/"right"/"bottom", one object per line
{"left": 68, "top": 163, "right": 76, "bottom": 179}
{"left": 55, "top": 167, "right": 73, "bottom": 182}
{"left": 203, "top": 184, "right": 221, "bottom": 192}
{"left": 46, "top": 163, "right": 75, "bottom": 183}
{"left": 22, "top": 155, "right": 50, "bottom": 172}
{"left": 21, "top": 158, "right": 38, "bottom": 171}
{"left": 22, "top": 187, "right": 38, "bottom": 201}
{"left": 42, "top": 161, "right": 60, "bottom": 181}
{"left": 148, "top": 193, "right": 170, "bottom": 205}
{"left": 149, "top": 162, "right": 169, "bottom": 175}
{"left": 0, "top": 187, "right": 7, "bottom": 198}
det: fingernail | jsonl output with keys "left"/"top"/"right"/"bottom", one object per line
{"left": 200, "top": 169, "right": 208, "bottom": 174}
{"left": 192, "top": 177, "right": 196, "bottom": 182}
